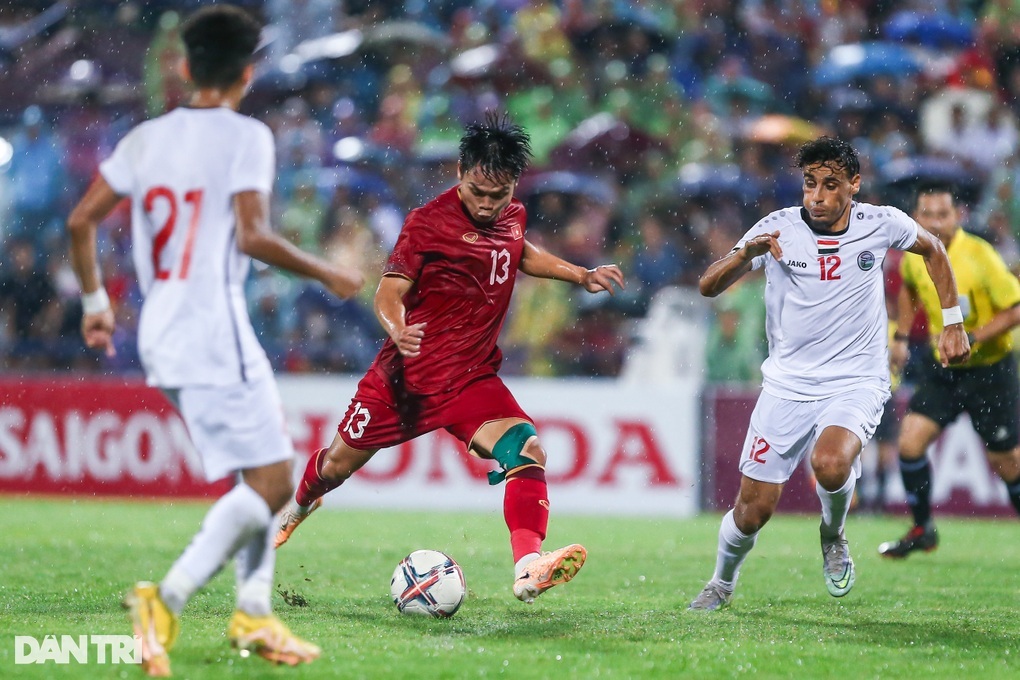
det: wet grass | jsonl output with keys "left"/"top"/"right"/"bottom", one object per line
{"left": 1, "top": 497, "right": 1017, "bottom": 678}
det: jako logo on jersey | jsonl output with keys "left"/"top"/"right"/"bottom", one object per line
{"left": 857, "top": 251, "right": 876, "bottom": 271}
{"left": 462, "top": 233, "right": 479, "bottom": 243}
{"left": 787, "top": 260, "right": 807, "bottom": 268}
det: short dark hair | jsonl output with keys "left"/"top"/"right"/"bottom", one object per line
{"left": 459, "top": 112, "right": 532, "bottom": 181}
{"left": 795, "top": 136, "right": 860, "bottom": 179}
{"left": 912, "top": 180, "right": 957, "bottom": 210}
{"left": 181, "top": 5, "right": 261, "bottom": 89}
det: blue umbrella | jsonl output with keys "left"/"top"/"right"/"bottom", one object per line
{"left": 883, "top": 11, "right": 974, "bottom": 49}
{"left": 518, "top": 171, "right": 617, "bottom": 205}
{"left": 812, "top": 42, "right": 923, "bottom": 87}
{"left": 879, "top": 155, "right": 977, "bottom": 187}
{"left": 674, "top": 163, "right": 762, "bottom": 203}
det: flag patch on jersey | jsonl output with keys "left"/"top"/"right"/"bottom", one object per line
{"left": 510, "top": 223, "right": 523, "bottom": 240}
{"left": 817, "top": 239, "right": 839, "bottom": 255}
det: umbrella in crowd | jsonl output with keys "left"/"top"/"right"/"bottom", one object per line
{"left": 548, "top": 113, "right": 661, "bottom": 171}
{"left": 878, "top": 155, "right": 983, "bottom": 204}
{"left": 740, "top": 114, "right": 826, "bottom": 145}
{"left": 517, "top": 170, "right": 618, "bottom": 206}
{"left": 883, "top": 10, "right": 974, "bottom": 49}
{"left": 674, "top": 163, "right": 762, "bottom": 203}
{"left": 292, "top": 20, "right": 451, "bottom": 69}
{"left": 571, "top": 15, "right": 674, "bottom": 57}
{"left": 879, "top": 155, "right": 975, "bottom": 186}
{"left": 316, "top": 164, "right": 396, "bottom": 202}
{"left": 449, "top": 43, "right": 550, "bottom": 89}
{"left": 813, "top": 42, "right": 923, "bottom": 86}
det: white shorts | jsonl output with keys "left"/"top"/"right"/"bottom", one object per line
{"left": 738, "top": 387, "right": 889, "bottom": 485}
{"left": 173, "top": 374, "right": 295, "bottom": 482}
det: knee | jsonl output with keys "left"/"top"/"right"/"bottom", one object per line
{"left": 248, "top": 475, "right": 293, "bottom": 514}
{"left": 733, "top": 499, "right": 773, "bottom": 534}
{"left": 897, "top": 433, "right": 926, "bottom": 460}
{"left": 321, "top": 448, "right": 355, "bottom": 483}
{"left": 987, "top": 447, "right": 1020, "bottom": 481}
{"left": 523, "top": 440, "right": 547, "bottom": 468}
{"left": 266, "top": 478, "right": 294, "bottom": 514}
{"left": 898, "top": 419, "right": 938, "bottom": 460}
{"left": 811, "top": 450, "right": 850, "bottom": 491}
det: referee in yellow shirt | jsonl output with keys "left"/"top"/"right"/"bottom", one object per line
{"left": 880, "top": 181, "right": 1020, "bottom": 557}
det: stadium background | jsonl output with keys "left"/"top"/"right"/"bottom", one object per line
{"left": 1, "top": 1, "right": 1018, "bottom": 517}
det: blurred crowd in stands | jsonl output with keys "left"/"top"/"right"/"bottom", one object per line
{"left": 2, "top": 1, "right": 1020, "bottom": 381}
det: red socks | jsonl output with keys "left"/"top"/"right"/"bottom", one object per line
{"left": 295, "top": 448, "right": 343, "bottom": 507}
{"left": 503, "top": 467, "right": 549, "bottom": 562}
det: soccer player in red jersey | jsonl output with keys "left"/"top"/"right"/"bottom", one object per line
{"left": 275, "top": 113, "right": 625, "bottom": 603}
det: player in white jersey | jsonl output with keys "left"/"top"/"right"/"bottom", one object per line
{"left": 688, "top": 137, "right": 970, "bottom": 611}
{"left": 66, "top": 6, "right": 363, "bottom": 676}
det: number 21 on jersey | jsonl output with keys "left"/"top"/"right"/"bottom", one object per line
{"left": 145, "top": 186, "right": 204, "bottom": 280}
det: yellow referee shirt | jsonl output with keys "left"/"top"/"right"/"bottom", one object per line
{"left": 902, "top": 229, "right": 1020, "bottom": 367}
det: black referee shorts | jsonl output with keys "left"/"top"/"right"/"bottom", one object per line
{"left": 908, "top": 354, "right": 1019, "bottom": 452}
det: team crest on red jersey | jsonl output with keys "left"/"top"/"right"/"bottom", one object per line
{"left": 462, "top": 232, "right": 478, "bottom": 243}
{"left": 510, "top": 223, "right": 523, "bottom": 240}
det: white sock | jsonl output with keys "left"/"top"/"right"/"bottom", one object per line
{"left": 235, "top": 525, "right": 275, "bottom": 617}
{"left": 712, "top": 509, "right": 758, "bottom": 590}
{"left": 159, "top": 483, "right": 272, "bottom": 616}
{"left": 514, "top": 552, "right": 540, "bottom": 579}
{"left": 817, "top": 474, "right": 856, "bottom": 540}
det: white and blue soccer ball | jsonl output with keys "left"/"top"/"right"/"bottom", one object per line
{"left": 390, "top": 549, "right": 466, "bottom": 618}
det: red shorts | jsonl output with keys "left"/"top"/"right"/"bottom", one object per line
{"left": 337, "top": 370, "right": 530, "bottom": 451}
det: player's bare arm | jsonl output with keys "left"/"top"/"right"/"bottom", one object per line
{"left": 906, "top": 227, "right": 970, "bottom": 365}
{"left": 67, "top": 175, "right": 123, "bottom": 357}
{"left": 699, "top": 230, "right": 782, "bottom": 297}
{"left": 234, "top": 190, "right": 364, "bottom": 299}
{"left": 374, "top": 274, "right": 425, "bottom": 357}
{"left": 518, "top": 239, "right": 625, "bottom": 294}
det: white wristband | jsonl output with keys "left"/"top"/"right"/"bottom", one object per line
{"left": 81, "top": 287, "right": 111, "bottom": 314}
{"left": 942, "top": 305, "right": 963, "bottom": 327}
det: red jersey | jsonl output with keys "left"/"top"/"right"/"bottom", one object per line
{"left": 370, "top": 186, "right": 527, "bottom": 395}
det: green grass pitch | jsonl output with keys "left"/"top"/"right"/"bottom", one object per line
{"left": 0, "top": 497, "right": 1017, "bottom": 679}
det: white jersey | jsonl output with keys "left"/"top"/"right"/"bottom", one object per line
{"left": 100, "top": 108, "right": 274, "bottom": 387}
{"left": 735, "top": 202, "right": 918, "bottom": 400}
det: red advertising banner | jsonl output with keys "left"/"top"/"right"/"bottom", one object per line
{"left": 0, "top": 378, "right": 229, "bottom": 497}
{"left": 0, "top": 376, "right": 701, "bottom": 516}
{"left": 704, "top": 386, "right": 1016, "bottom": 518}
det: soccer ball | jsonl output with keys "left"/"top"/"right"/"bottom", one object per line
{"left": 390, "top": 549, "right": 466, "bottom": 618}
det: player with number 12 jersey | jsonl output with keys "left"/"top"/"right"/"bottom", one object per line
{"left": 735, "top": 202, "right": 917, "bottom": 400}
{"left": 688, "top": 137, "right": 968, "bottom": 613}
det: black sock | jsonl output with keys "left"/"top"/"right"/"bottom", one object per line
{"left": 1005, "top": 476, "right": 1020, "bottom": 517}
{"left": 899, "top": 456, "right": 932, "bottom": 527}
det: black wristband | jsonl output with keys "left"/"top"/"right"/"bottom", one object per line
{"left": 893, "top": 332, "right": 908, "bottom": 342}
